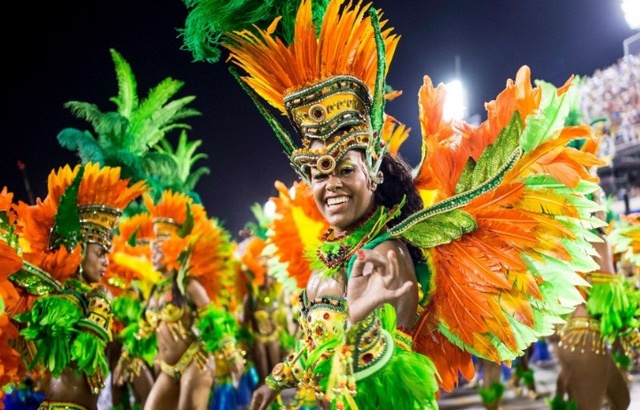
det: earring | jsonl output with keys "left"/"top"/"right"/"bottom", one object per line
{"left": 78, "top": 264, "right": 85, "bottom": 282}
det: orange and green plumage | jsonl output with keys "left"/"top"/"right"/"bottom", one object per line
{"left": 16, "top": 163, "right": 147, "bottom": 284}
{"left": 222, "top": 0, "right": 399, "bottom": 114}
{"left": 407, "top": 66, "right": 604, "bottom": 391}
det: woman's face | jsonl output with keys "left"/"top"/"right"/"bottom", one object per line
{"left": 310, "top": 149, "right": 375, "bottom": 234}
{"left": 81, "top": 243, "right": 109, "bottom": 283}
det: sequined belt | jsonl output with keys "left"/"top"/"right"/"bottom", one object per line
{"left": 38, "top": 401, "right": 88, "bottom": 410}
{"left": 558, "top": 316, "right": 607, "bottom": 355}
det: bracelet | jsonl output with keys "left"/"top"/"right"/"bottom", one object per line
{"left": 265, "top": 374, "right": 283, "bottom": 391}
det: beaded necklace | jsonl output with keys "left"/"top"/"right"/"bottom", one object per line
{"left": 312, "top": 202, "right": 402, "bottom": 277}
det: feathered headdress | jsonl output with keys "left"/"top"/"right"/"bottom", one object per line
{"left": 15, "top": 163, "right": 147, "bottom": 283}
{"left": 182, "top": 0, "right": 399, "bottom": 182}
{"left": 145, "top": 189, "right": 235, "bottom": 305}
{"left": 144, "top": 190, "right": 205, "bottom": 271}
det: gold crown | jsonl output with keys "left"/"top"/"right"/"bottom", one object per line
{"left": 145, "top": 191, "right": 197, "bottom": 240}
{"left": 79, "top": 204, "right": 122, "bottom": 250}
{"left": 152, "top": 217, "right": 182, "bottom": 239}
{"left": 285, "top": 75, "right": 380, "bottom": 176}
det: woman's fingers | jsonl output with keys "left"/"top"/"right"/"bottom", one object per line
{"left": 351, "top": 249, "right": 395, "bottom": 278}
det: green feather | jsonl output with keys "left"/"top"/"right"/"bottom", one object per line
{"left": 457, "top": 111, "right": 522, "bottom": 193}
{"left": 180, "top": 0, "right": 330, "bottom": 63}
{"left": 59, "top": 48, "right": 203, "bottom": 204}
{"left": 520, "top": 80, "right": 571, "bottom": 152}
{"left": 51, "top": 166, "right": 84, "bottom": 251}
{"left": 368, "top": 6, "right": 386, "bottom": 136}
{"left": 179, "top": 204, "right": 195, "bottom": 238}
{"left": 390, "top": 142, "right": 520, "bottom": 245}
{"left": 479, "top": 382, "right": 505, "bottom": 405}
{"left": 244, "top": 202, "right": 271, "bottom": 239}
{"left": 14, "top": 295, "right": 84, "bottom": 376}
{"left": 57, "top": 128, "right": 105, "bottom": 165}
{"left": 154, "top": 130, "right": 211, "bottom": 192}
{"left": 109, "top": 48, "right": 138, "bottom": 118}
{"left": 71, "top": 331, "right": 109, "bottom": 376}
{"left": 9, "top": 262, "right": 63, "bottom": 296}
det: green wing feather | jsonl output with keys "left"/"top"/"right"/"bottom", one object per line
{"left": 395, "top": 209, "right": 476, "bottom": 249}
{"left": 389, "top": 116, "right": 522, "bottom": 247}
{"left": 51, "top": 167, "right": 84, "bottom": 251}
{"left": 520, "top": 80, "right": 572, "bottom": 152}
{"left": 9, "top": 262, "right": 64, "bottom": 296}
{"left": 457, "top": 111, "right": 522, "bottom": 194}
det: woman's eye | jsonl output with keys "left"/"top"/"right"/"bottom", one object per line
{"left": 312, "top": 173, "right": 327, "bottom": 181}
{"left": 339, "top": 166, "right": 354, "bottom": 176}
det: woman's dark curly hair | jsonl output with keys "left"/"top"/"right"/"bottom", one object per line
{"left": 374, "top": 153, "right": 424, "bottom": 265}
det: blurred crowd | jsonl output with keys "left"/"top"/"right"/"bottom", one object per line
{"left": 581, "top": 54, "right": 640, "bottom": 160}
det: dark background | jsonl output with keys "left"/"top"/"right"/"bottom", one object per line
{"left": 2, "top": 0, "right": 636, "bottom": 238}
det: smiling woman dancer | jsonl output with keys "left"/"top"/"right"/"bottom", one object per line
{"left": 180, "top": 0, "right": 608, "bottom": 408}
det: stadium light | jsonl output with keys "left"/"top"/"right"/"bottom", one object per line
{"left": 443, "top": 79, "right": 467, "bottom": 121}
{"left": 621, "top": 0, "right": 640, "bottom": 30}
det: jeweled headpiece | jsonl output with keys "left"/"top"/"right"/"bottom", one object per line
{"left": 16, "top": 163, "right": 147, "bottom": 283}
{"left": 181, "top": 0, "right": 399, "bottom": 183}
{"left": 47, "top": 163, "right": 147, "bottom": 252}
{"left": 77, "top": 204, "right": 122, "bottom": 250}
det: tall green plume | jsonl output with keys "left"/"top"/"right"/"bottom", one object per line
{"left": 180, "top": 0, "right": 329, "bottom": 63}
{"left": 50, "top": 167, "right": 84, "bottom": 251}
{"left": 57, "top": 48, "right": 208, "bottom": 208}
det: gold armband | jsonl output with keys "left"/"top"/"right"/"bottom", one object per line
{"left": 394, "top": 327, "right": 413, "bottom": 351}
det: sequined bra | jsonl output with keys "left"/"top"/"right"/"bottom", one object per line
{"left": 299, "top": 291, "right": 394, "bottom": 380}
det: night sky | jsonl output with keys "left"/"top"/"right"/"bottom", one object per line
{"left": 3, "top": 0, "right": 636, "bottom": 238}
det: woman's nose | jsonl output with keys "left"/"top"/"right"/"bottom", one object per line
{"left": 326, "top": 174, "right": 342, "bottom": 190}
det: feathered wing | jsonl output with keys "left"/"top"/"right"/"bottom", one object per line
{"left": 390, "top": 66, "right": 605, "bottom": 391}
{"left": 0, "top": 188, "right": 26, "bottom": 392}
